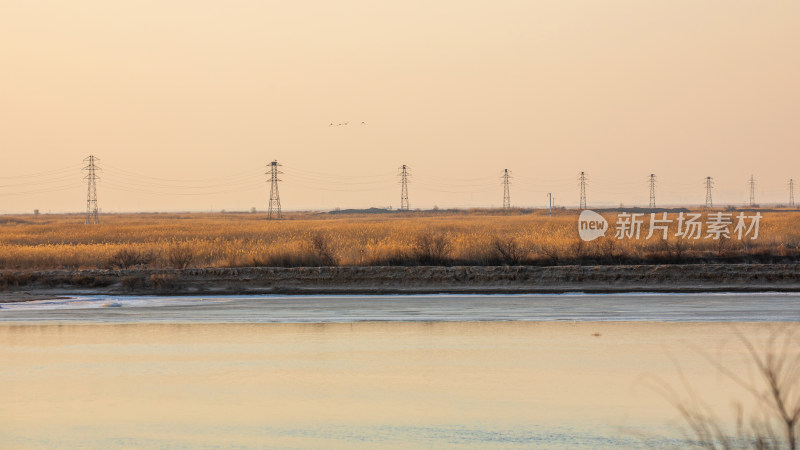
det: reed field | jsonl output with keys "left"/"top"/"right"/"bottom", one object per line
{"left": 0, "top": 210, "right": 798, "bottom": 271}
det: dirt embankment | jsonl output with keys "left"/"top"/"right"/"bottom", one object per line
{"left": 1, "top": 264, "right": 799, "bottom": 301}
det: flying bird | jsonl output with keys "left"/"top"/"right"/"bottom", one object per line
{"left": 329, "top": 121, "right": 367, "bottom": 127}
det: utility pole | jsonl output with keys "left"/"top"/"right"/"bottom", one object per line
{"left": 547, "top": 193, "right": 552, "bottom": 217}
{"left": 649, "top": 174, "right": 656, "bottom": 209}
{"left": 399, "top": 165, "right": 410, "bottom": 211}
{"left": 83, "top": 155, "right": 99, "bottom": 224}
{"left": 790, "top": 179, "right": 795, "bottom": 208}
{"left": 749, "top": 175, "right": 756, "bottom": 207}
{"left": 579, "top": 171, "right": 587, "bottom": 209}
{"left": 267, "top": 160, "right": 282, "bottom": 219}
{"left": 502, "top": 169, "right": 511, "bottom": 211}
{"left": 705, "top": 176, "right": 714, "bottom": 209}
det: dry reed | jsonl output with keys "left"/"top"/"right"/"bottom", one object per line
{"left": 0, "top": 210, "right": 797, "bottom": 270}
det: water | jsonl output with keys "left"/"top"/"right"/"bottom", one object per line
{"left": 2, "top": 293, "right": 798, "bottom": 448}
{"left": 1, "top": 292, "right": 799, "bottom": 323}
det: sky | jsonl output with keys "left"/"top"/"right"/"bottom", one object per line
{"left": 1, "top": 0, "right": 799, "bottom": 213}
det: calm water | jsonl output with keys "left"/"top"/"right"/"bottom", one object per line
{"left": 1, "top": 292, "right": 799, "bottom": 323}
{"left": 2, "top": 293, "right": 798, "bottom": 448}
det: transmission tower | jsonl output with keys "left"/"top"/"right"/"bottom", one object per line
{"left": 579, "top": 171, "right": 587, "bottom": 209}
{"left": 267, "top": 160, "right": 282, "bottom": 219}
{"left": 705, "top": 176, "right": 714, "bottom": 209}
{"left": 749, "top": 175, "right": 756, "bottom": 207}
{"left": 399, "top": 165, "right": 410, "bottom": 211}
{"left": 790, "top": 179, "right": 795, "bottom": 208}
{"left": 502, "top": 169, "right": 511, "bottom": 210}
{"left": 547, "top": 192, "right": 552, "bottom": 217}
{"left": 83, "top": 155, "right": 100, "bottom": 224}
{"left": 648, "top": 174, "right": 656, "bottom": 208}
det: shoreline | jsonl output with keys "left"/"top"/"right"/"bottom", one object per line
{"left": 1, "top": 263, "right": 799, "bottom": 302}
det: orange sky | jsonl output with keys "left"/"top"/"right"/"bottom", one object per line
{"left": 1, "top": 1, "right": 798, "bottom": 212}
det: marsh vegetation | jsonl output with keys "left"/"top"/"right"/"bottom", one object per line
{"left": 0, "top": 210, "right": 797, "bottom": 270}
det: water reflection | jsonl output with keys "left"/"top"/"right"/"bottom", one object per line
{"left": 0, "top": 322, "right": 791, "bottom": 448}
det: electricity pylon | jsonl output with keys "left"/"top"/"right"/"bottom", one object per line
{"left": 547, "top": 193, "right": 552, "bottom": 217}
{"left": 502, "top": 169, "right": 511, "bottom": 210}
{"left": 267, "top": 160, "right": 282, "bottom": 219}
{"left": 705, "top": 177, "right": 713, "bottom": 209}
{"left": 649, "top": 174, "right": 656, "bottom": 208}
{"left": 579, "top": 172, "right": 587, "bottom": 209}
{"left": 749, "top": 175, "right": 756, "bottom": 207}
{"left": 83, "top": 155, "right": 99, "bottom": 224}
{"left": 399, "top": 165, "right": 410, "bottom": 211}
{"left": 790, "top": 179, "right": 795, "bottom": 208}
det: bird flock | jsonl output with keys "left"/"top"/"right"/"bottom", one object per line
{"left": 329, "top": 122, "right": 366, "bottom": 126}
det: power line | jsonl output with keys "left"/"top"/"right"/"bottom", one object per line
{"left": 0, "top": 173, "right": 83, "bottom": 189}
{"left": 103, "top": 164, "right": 263, "bottom": 184}
{"left": 83, "top": 155, "right": 100, "bottom": 224}
{"left": 502, "top": 169, "right": 511, "bottom": 210}
{"left": 103, "top": 180, "right": 265, "bottom": 196}
{"left": 267, "top": 160, "right": 282, "bottom": 219}
{"left": 0, "top": 165, "right": 82, "bottom": 180}
{"left": 0, "top": 182, "right": 84, "bottom": 196}
{"left": 281, "top": 164, "right": 394, "bottom": 180}
{"left": 280, "top": 170, "right": 390, "bottom": 187}
{"left": 705, "top": 176, "right": 713, "bottom": 209}
{"left": 102, "top": 171, "right": 264, "bottom": 190}
{"left": 3, "top": 158, "right": 798, "bottom": 211}
{"left": 579, "top": 172, "right": 587, "bottom": 209}
{"left": 399, "top": 165, "right": 410, "bottom": 211}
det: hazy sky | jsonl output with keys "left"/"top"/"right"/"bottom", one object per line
{"left": 1, "top": 1, "right": 798, "bottom": 212}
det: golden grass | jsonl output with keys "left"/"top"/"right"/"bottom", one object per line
{"left": 0, "top": 210, "right": 798, "bottom": 270}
